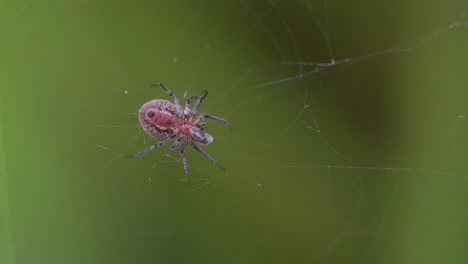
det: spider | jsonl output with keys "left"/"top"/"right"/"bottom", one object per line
{"left": 129, "top": 82, "right": 232, "bottom": 184}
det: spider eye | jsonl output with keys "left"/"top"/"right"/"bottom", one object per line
{"left": 147, "top": 111, "right": 155, "bottom": 118}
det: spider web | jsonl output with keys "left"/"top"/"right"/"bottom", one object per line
{"left": 1, "top": 0, "right": 468, "bottom": 263}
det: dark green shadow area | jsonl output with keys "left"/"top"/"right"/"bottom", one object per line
{"left": 1, "top": 1, "right": 468, "bottom": 264}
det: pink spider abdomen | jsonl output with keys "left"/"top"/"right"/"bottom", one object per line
{"left": 138, "top": 99, "right": 179, "bottom": 139}
{"left": 152, "top": 110, "right": 173, "bottom": 128}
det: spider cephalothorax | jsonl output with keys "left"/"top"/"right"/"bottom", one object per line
{"left": 130, "top": 82, "right": 232, "bottom": 184}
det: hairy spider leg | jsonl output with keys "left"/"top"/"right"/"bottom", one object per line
{"left": 128, "top": 137, "right": 172, "bottom": 157}
{"left": 184, "top": 95, "right": 199, "bottom": 117}
{"left": 150, "top": 82, "right": 183, "bottom": 119}
{"left": 197, "top": 114, "right": 233, "bottom": 134}
{"left": 169, "top": 136, "right": 183, "bottom": 151}
{"left": 198, "top": 122, "right": 207, "bottom": 131}
{"left": 189, "top": 90, "right": 208, "bottom": 118}
{"left": 192, "top": 144, "right": 225, "bottom": 171}
{"left": 180, "top": 148, "right": 190, "bottom": 184}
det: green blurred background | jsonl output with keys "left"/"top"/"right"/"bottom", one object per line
{"left": 1, "top": 0, "right": 468, "bottom": 263}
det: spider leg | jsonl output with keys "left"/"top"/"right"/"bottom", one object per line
{"left": 127, "top": 137, "right": 172, "bottom": 158}
{"left": 169, "top": 136, "right": 183, "bottom": 151}
{"left": 192, "top": 144, "right": 225, "bottom": 171}
{"left": 197, "top": 114, "right": 233, "bottom": 134}
{"left": 180, "top": 148, "right": 190, "bottom": 184}
{"left": 184, "top": 95, "right": 199, "bottom": 117}
{"left": 150, "top": 82, "right": 183, "bottom": 118}
{"left": 198, "top": 122, "right": 207, "bottom": 131}
{"left": 190, "top": 90, "right": 208, "bottom": 118}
